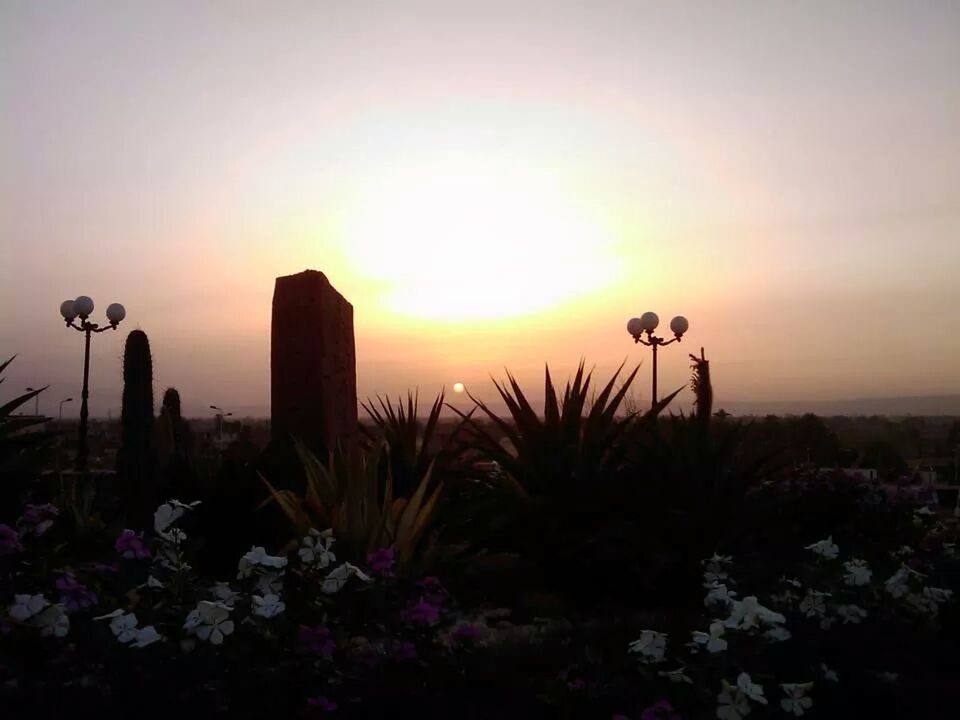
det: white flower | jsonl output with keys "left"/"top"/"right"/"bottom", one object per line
{"left": 320, "top": 562, "right": 372, "bottom": 594}
{"left": 805, "top": 536, "right": 839, "bottom": 560}
{"left": 298, "top": 529, "right": 336, "bottom": 568}
{"left": 9, "top": 594, "right": 48, "bottom": 622}
{"left": 717, "top": 674, "right": 766, "bottom": 720}
{"left": 884, "top": 567, "right": 912, "bottom": 598}
{"left": 184, "top": 601, "right": 234, "bottom": 645}
{"left": 909, "top": 586, "right": 954, "bottom": 613}
{"left": 211, "top": 582, "right": 240, "bottom": 606}
{"left": 168, "top": 499, "right": 201, "bottom": 511}
{"left": 692, "top": 621, "right": 727, "bottom": 653}
{"left": 737, "top": 672, "right": 767, "bottom": 704}
{"left": 821, "top": 664, "right": 839, "bottom": 682}
{"left": 255, "top": 570, "right": 284, "bottom": 595}
{"left": 877, "top": 671, "right": 898, "bottom": 683}
{"left": 109, "top": 613, "right": 139, "bottom": 643}
{"left": 717, "top": 678, "right": 751, "bottom": 720}
{"left": 780, "top": 576, "right": 803, "bottom": 588}
{"left": 147, "top": 575, "right": 165, "bottom": 590}
{"left": 252, "top": 593, "right": 286, "bottom": 618}
{"left": 780, "top": 682, "right": 814, "bottom": 716}
{"left": 704, "top": 571, "right": 729, "bottom": 586}
{"left": 154, "top": 503, "right": 185, "bottom": 533}
{"left": 923, "top": 586, "right": 953, "bottom": 605}
{"left": 705, "top": 583, "right": 737, "bottom": 607}
{"left": 764, "top": 625, "right": 792, "bottom": 642}
{"left": 843, "top": 559, "right": 872, "bottom": 586}
{"left": 798, "top": 590, "right": 830, "bottom": 618}
{"left": 33, "top": 604, "right": 70, "bottom": 637}
{"left": 914, "top": 506, "right": 934, "bottom": 517}
{"left": 130, "top": 625, "right": 163, "bottom": 648}
{"left": 158, "top": 527, "right": 188, "bottom": 544}
{"left": 658, "top": 667, "right": 693, "bottom": 684}
{"left": 237, "top": 546, "right": 288, "bottom": 578}
{"left": 835, "top": 604, "right": 868, "bottom": 624}
{"left": 627, "top": 630, "right": 667, "bottom": 663}
{"left": 704, "top": 553, "right": 734, "bottom": 568}
{"left": 724, "top": 596, "right": 785, "bottom": 630}
{"left": 892, "top": 545, "right": 913, "bottom": 559}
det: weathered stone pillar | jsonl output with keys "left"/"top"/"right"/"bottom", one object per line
{"left": 271, "top": 270, "right": 357, "bottom": 454}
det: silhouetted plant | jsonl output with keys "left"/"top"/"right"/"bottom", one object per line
{"left": 361, "top": 389, "right": 455, "bottom": 498}
{"left": 451, "top": 360, "right": 674, "bottom": 497}
{"left": 0, "top": 356, "right": 53, "bottom": 514}
{"left": 156, "top": 387, "right": 195, "bottom": 497}
{"left": 259, "top": 438, "right": 443, "bottom": 570}
{"left": 116, "top": 330, "right": 155, "bottom": 521}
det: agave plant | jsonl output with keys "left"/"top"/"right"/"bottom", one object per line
{"left": 451, "top": 360, "right": 680, "bottom": 498}
{"left": 259, "top": 438, "right": 443, "bottom": 569}
{"left": 361, "top": 389, "right": 458, "bottom": 498}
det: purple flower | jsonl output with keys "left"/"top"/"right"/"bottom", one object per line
{"left": 366, "top": 547, "right": 395, "bottom": 574}
{"left": 17, "top": 504, "right": 59, "bottom": 536}
{"left": 391, "top": 640, "right": 418, "bottom": 662}
{"left": 450, "top": 622, "right": 484, "bottom": 644}
{"left": 55, "top": 573, "right": 98, "bottom": 612}
{"left": 567, "top": 678, "right": 586, "bottom": 690}
{"left": 298, "top": 625, "right": 335, "bottom": 658}
{"left": 416, "top": 576, "right": 448, "bottom": 607}
{"left": 402, "top": 599, "right": 441, "bottom": 626}
{"left": 115, "top": 529, "right": 151, "bottom": 559}
{"left": 307, "top": 695, "right": 338, "bottom": 711}
{"left": 0, "top": 524, "right": 23, "bottom": 555}
{"left": 641, "top": 700, "right": 682, "bottom": 720}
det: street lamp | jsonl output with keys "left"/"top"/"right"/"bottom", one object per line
{"left": 60, "top": 296, "right": 126, "bottom": 472}
{"left": 59, "top": 397, "right": 73, "bottom": 421}
{"left": 210, "top": 405, "right": 232, "bottom": 449}
{"left": 25, "top": 387, "right": 41, "bottom": 416}
{"left": 627, "top": 311, "right": 689, "bottom": 407}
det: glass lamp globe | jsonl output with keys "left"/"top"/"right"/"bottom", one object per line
{"left": 73, "top": 295, "right": 94, "bottom": 318}
{"left": 626, "top": 317, "right": 645, "bottom": 337}
{"left": 670, "top": 315, "right": 689, "bottom": 337}
{"left": 106, "top": 303, "right": 126, "bottom": 325}
{"left": 639, "top": 311, "right": 659, "bottom": 332}
{"left": 60, "top": 300, "right": 77, "bottom": 321}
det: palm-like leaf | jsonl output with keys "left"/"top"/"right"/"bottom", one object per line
{"left": 260, "top": 439, "right": 443, "bottom": 570}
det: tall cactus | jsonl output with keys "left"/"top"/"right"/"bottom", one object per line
{"left": 157, "top": 387, "right": 195, "bottom": 496}
{"left": 116, "top": 330, "right": 155, "bottom": 522}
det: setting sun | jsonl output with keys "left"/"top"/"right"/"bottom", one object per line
{"left": 339, "top": 156, "right": 621, "bottom": 322}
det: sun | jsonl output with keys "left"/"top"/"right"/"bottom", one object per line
{"left": 340, "top": 157, "right": 618, "bottom": 322}
{"left": 453, "top": 382, "right": 465, "bottom": 393}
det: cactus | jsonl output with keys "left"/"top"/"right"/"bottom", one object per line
{"left": 116, "top": 330, "right": 156, "bottom": 522}
{"left": 157, "top": 387, "right": 195, "bottom": 496}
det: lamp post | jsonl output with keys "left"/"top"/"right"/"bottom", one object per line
{"left": 210, "top": 405, "right": 232, "bottom": 449}
{"left": 60, "top": 296, "right": 126, "bottom": 472}
{"left": 627, "top": 311, "right": 689, "bottom": 407}
{"left": 59, "top": 397, "right": 73, "bottom": 421}
{"left": 25, "top": 387, "right": 41, "bottom": 416}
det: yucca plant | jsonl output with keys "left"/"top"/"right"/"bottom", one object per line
{"left": 361, "top": 389, "right": 456, "bottom": 498}
{"left": 0, "top": 356, "right": 56, "bottom": 515}
{"left": 259, "top": 438, "right": 443, "bottom": 569}
{"left": 451, "top": 360, "right": 679, "bottom": 498}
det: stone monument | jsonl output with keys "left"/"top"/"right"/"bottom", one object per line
{"left": 271, "top": 270, "right": 357, "bottom": 454}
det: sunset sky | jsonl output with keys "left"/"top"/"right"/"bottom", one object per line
{"left": 2, "top": 1, "right": 958, "bottom": 418}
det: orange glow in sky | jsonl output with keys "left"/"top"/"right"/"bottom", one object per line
{"left": 1, "top": 2, "right": 958, "bottom": 417}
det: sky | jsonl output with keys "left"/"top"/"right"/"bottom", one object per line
{"left": 1, "top": 1, "right": 958, "bottom": 418}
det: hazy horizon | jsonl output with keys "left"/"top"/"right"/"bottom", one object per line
{"left": 2, "top": 1, "right": 958, "bottom": 418}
